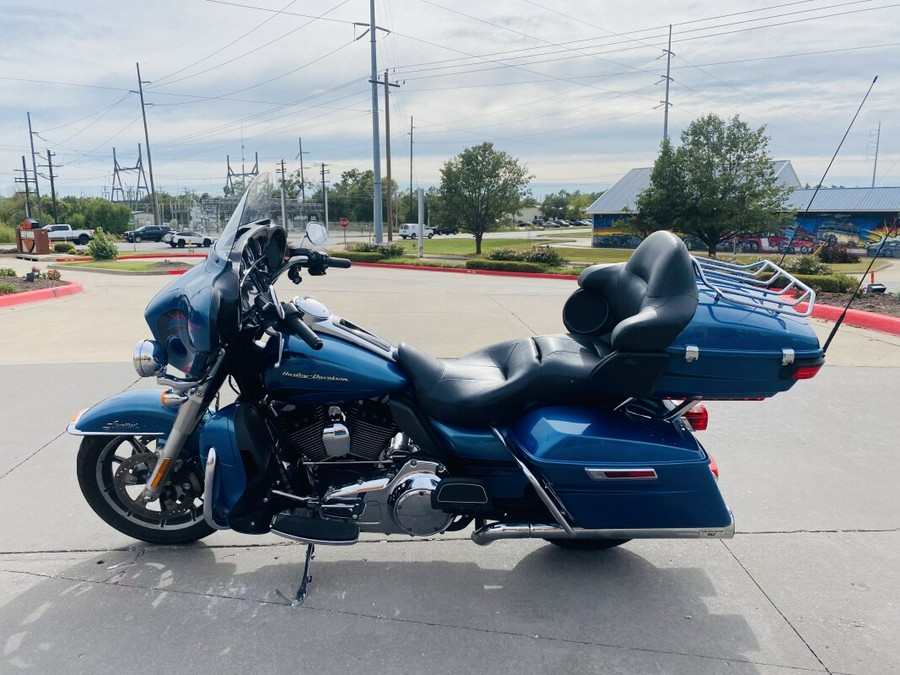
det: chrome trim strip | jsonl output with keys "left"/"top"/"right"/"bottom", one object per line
{"left": 585, "top": 468, "right": 658, "bottom": 481}
{"left": 269, "top": 531, "right": 359, "bottom": 546}
{"left": 66, "top": 428, "right": 165, "bottom": 437}
{"left": 490, "top": 427, "right": 576, "bottom": 537}
{"left": 471, "top": 511, "right": 735, "bottom": 546}
{"left": 202, "top": 448, "right": 230, "bottom": 530}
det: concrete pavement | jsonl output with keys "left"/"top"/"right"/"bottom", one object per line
{"left": 1, "top": 255, "right": 898, "bottom": 674}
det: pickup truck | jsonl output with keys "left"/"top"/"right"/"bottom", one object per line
{"left": 40, "top": 224, "right": 95, "bottom": 245}
{"left": 123, "top": 225, "right": 171, "bottom": 243}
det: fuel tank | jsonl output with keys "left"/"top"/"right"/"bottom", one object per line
{"left": 263, "top": 334, "right": 408, "bottom": 404}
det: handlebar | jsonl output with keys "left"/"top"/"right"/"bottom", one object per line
{"left": 280, "top": 303, "right": 323, "bottom": 350}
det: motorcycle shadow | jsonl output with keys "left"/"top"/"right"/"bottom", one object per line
{"left": 1, "top": 539, "right": 770, "bottom": 672}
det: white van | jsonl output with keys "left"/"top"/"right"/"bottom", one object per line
{"left": 398, "top": 223, "right": 434, "bottom": 239}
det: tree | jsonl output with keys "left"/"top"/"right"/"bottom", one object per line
{"left": 438, "top": 142, "right": 532, "bottom": 254}
{"left": 636, "top": 114, "right": 793, "bottom": 256}
{"left": 540, "top": 190, "right": 570, "bottom": 220}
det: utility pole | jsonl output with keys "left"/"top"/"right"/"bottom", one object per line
{"left": 41, "top": 150, "right": 59, "bottom": 222}
{"left": 26, "top": 112, "right": 44, "bottom": 226}
{"left": 321, "top": 163, "right": 330, "bottom": 231}
{"left": 296, "top": 137, "right": 309, "bottom": 201}
{"left": 15, "top": 155, "right": 33, "bottom": 219}
{"left": 369, "top": 0, "right": 383, "bottom": 243}
{"left": 379, "top": 70, "right": 400, "bottom": 241}
{"left": 661, "top": 24, "right": 673, "bottom": 141}
{"left": 869, "top": 121, "right": 881, "bottom": 187}
{"left": 409, "top": 116, "right": 414, "bottom": 223}
{"left": 136, "top": 62, "right": 160, "bottom": 228}
{"left": 278, "top": 159, "right": 288, "bottom": 228}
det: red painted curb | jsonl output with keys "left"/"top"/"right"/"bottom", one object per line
{"left": 352, "top": 262, "right": 900, "bottom": 337}
{"left": 55, "top": 253, "right": 206, "bottom": 262}
{"left": 353, "top": 261, "right": 580, "bottom": 281}
{"left": 806, "top": 302, "right": 900, "bottom": 336}
{"left": 0, "top": 282, "right": 84, "bottom": 308}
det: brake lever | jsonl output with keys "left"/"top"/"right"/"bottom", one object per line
{"left": 265, "top": 327, "right": 285, "bottom": 367}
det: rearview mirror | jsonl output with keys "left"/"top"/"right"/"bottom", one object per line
{"left": 305, "top": 222, "right": 328, "bottom": 246}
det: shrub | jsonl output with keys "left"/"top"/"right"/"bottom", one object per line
{"left": 0, "top": 282, "right": 16, "bottom": 295}
{"left": 817, "top": 244, "right": 860, "bottom": 264}
{"left": 0, "top": 267, "right": 16, "bottom": 277}
{"left": 523, "top": 245, "right": 567, "bottom": 266}
{"left": 487, "top": 247, "right": 522, "bottom": 261}
{"left": 487, "top": 245, "right": 568, "bottom": 266}
{"left": 0, "top": 225, "right": 16, "bottom": 244}
{"left": 46, "top": 269, "right": 62, "bottom": 281}
{"left": 466, "top": 259, "right": 548, "bottom": 273}
{"left": 54, "top": 242, "right": 76, "bottom": 254}
{"left": 345, "top": 241, "right": 379, "bottom": 253}
{"left": 785, "top": 255, "right": 831, "bottom": 276}
{"left": 86, "top": 228, "right": 118, "bottom": 261}
{"left": 796, "top": 273, "right": 859, "bottom": 294}
{"left": 376, "top": 242, "right": 406, "bottom": 259}
{"left": 339, "top": 251, "right": 385, "bottom": 263}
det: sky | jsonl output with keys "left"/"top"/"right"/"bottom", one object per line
{"left": 1, "top": 0, "right": 899, "bottom": 205}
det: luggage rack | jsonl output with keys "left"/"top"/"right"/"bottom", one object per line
{"left": 691, "top": 256, "right": 815, "bottom": 317}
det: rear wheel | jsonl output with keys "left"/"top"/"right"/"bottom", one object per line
{"left": 203, "top": 238, "right": 212, "bottom": 247}
{"left": 545, "top": 538, "right": 630, "bottom": 551}
{"left": 77, "top": 234, "right": 90, "bottom": 245}
{"left": 76, "top": 435, "right": 214, "bottom": 544}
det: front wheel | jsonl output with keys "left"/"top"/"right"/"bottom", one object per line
{"left": 203, "top": 238, "right": 212, "bottom": 247}
{"left": 134, "top": 235, "right": 142, "bottom": 243}
{"left": 76, "top": 435, "right": 214, "bottom": 544}
{"left": 545, "top": 538, "right": 630, "bottom": 551}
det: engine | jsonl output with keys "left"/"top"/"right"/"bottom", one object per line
{"left": 271, "top": 399, "right": 454, "bottom": 537}
{"left": 272, "top": 398, "right": 396, "bottom": 462}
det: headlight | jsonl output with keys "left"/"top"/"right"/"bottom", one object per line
{"left": 133, "top": 339, "right": 167, "bottom": 377}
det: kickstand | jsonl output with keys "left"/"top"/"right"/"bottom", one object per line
{"left": 276, "top": 543, "right": 315, "bottom": 607}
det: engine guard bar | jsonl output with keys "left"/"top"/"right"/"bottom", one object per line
{"left": 470, "top": 513, "right": 735, "bottom": 546}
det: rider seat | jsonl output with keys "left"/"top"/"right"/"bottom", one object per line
{"left": 396, "top": 232, "right": 699, "bottom": 427}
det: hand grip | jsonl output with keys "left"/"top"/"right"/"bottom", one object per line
{"left": 281, "top": 303, "right": 323, "bottom": 350}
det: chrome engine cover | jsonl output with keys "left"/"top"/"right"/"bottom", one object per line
{"left": 389, "top": 470, "right": 454, "bottom": 536}
{"left": 321, "top": 459, "right": 453, "bottom": 537}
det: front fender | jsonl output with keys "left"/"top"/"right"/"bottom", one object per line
{"left": 67, "top": 389, "right": 178, "bottom": 436}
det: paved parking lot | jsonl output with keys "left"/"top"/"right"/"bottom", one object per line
{"left": 1, "top": 256, "right": 898, "bottom": 674}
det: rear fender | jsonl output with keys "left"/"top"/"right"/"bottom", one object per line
{"left": 67, "top": 389, "right": 179, "bottom": 437}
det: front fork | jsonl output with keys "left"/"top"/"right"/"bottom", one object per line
{"left": 137, "top": 353, "right": 225, "bottom": 505}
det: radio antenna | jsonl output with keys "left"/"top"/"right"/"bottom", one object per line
{"left": 779, "top": 76, "right": 878, "bottom": 267}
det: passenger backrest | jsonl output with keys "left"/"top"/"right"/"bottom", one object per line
{"left": 571, "top": 231, "right": 699, "bottom": 351}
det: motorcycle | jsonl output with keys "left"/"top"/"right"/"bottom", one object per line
{"left": 67, "top": 173, "right": 824, "bottom": 604}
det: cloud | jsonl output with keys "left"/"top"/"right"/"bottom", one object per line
{"left": 1, "top": 0, "right": 899, "bottom": 202}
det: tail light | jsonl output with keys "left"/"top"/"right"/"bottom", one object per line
{"left": 708, "top": 454, "right": 720, "bottom": 480}
{"left": 683, "top": 404, "right": 708, "bottom": 431}
{"left": 790, "top": 364, "right": 823, "bottom": 380}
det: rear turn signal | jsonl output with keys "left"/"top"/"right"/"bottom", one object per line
{"left": 708, "top": 454, "right": 720, "bottom": 480}
{"left": 684, "top": 404, "right": 709, "bottom": 431}
{"left": 791, "top": 364, "right": 823, "bottom": 380}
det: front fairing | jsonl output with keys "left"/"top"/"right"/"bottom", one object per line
{"left": 144, "top": 253, "right": 238, "bottom": 377}
{"left": 142, "top": 173, "right": 275, "bottom": 378}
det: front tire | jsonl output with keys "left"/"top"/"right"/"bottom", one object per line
{"left": 203, "top": 238, "right": 212, "bottom": 247}
{"left": 76, "top": 435, "right": 214, "bottom": 544}
{"left": 134, "top": 235, "right": 142, "bottom": 243}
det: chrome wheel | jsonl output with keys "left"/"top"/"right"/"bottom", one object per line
{"left": 76, "top": 435, "right": 214, "bottom": 544}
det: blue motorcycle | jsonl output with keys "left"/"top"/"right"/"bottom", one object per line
{"left": 67, "top": 173, "right": 824, "bottom": 603}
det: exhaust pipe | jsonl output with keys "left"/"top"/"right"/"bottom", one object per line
{"left": 471, "top": 514, "right": 735, "bottom": 546}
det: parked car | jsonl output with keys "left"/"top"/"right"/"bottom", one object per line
{"left": 398, "top": 223, "right": 434, "bottom": 239}
{"left": 433, "top": 226, "right": 459, "bottom": 235}
{"left": 594, "top": 234, "right": 642, "bottom": 248}
{"left": 681, "top": 235, "right": 704, "bottom": 251}
{"left": 866, "top": 239, "right": 900, "bottom": 257}
{"left": 124, "top": 225, "right": 171, "bottom": 243}
{"left": 167, "top": 230, "right": 214, "bottom": 248}
{"left": 39, "top": 224, "right": 95, "bottom": 245}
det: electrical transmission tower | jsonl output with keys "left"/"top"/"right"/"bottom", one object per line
{"left": 110, "top": 145, "right": 150, "bottom": 208}
{"left": 224, "top": 153, "right": 259, "bottom": 195}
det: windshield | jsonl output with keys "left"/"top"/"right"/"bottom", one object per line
{"left": 213, "top": 172, "right": 275, "bottom": 258}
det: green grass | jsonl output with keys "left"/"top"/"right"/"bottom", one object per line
{"left": 55, "top": 260, "right": 178, "bottom": 272}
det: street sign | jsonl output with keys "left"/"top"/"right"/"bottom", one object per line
{"left": 339, "top": 217, "right": 349, "bottom": 228}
